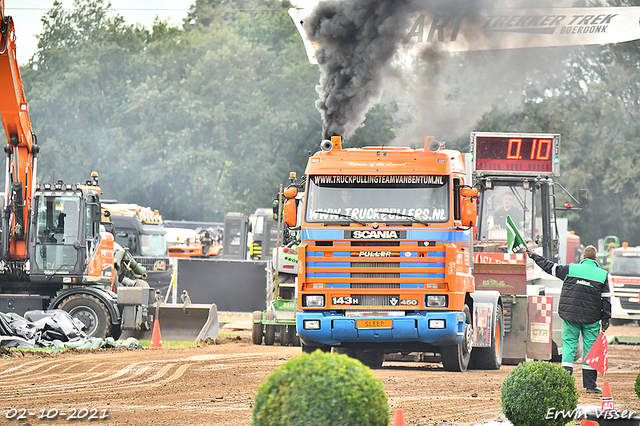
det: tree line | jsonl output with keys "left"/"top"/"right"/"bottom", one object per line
{"left": 5, "top": 0, "right": 640, "bottom": 247}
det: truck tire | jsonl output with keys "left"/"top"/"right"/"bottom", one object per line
{"left": 469, "top": 305, "right": 503, "bottom": 370}
{"left": 252, "top": 311, "right": 263, "bottom": 345}
{"left": 279, "top": 325, "right": 289, "bottom": 346}
{"left": 302, "top": 342, "right": 330, "bottom": 353}
{"left": 355, "top": 349, "right": 384, "bottom": 369}
{"left": 264, "top": 311, "right": 276, "bottom": 346}
{"left": 288, "top": 325, "right": 300, "bottom": 346}
{"left": 441, "top": 304, "right": 472, "bottom": 372}
{"left": 58, "top": 294, "right": 111, "bottom": 339}
{"left": 110, "top": 323, "right": 122, "bottom": 341}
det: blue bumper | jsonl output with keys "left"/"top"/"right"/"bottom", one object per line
{"left": 297, "top": 311, "right": 466, "bottom": 347}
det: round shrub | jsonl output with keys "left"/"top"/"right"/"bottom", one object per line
{"left": 252, "top": 350, "right": 389, "bottom": 426}
{"left": 635, "top": 369, "right": 640, "bottom": 399}
{"left": 501, "top": 361, "right": 579, "bottom": 426}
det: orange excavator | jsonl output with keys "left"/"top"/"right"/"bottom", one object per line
{"left": 0, "top": 1, "right": 155, "bottom": 338}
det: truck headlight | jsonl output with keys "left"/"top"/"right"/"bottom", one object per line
{"left": 303, "top": 320, "right": 321, "bottom": 330}
{"left": 426, "top": 295, "right": 448, "bottom": 307}
{"left": 303, "top": 295, "right": 325, "bottom": 307}
{"left": 429, "top": 319, "right": 446, "bottom": 329}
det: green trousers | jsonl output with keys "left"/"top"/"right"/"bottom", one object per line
{"left": 561, "top": 319, "right": 601, "bottom": 368}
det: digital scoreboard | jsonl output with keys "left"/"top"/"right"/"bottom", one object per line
{"left": 471, "top": 132, "right": 560, "bottom": 176}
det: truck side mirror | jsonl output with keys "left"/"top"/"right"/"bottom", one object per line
{"left": 579, "top": 189, "right": 588, "bottom": 209}
{"left": 461, "top": 197, "right": 477, "bottom": 227}
{"left": 284, "top": 186, "right": 298, "bottom": 198}
{"left": 460, "top": 187, "right": 478, "bottom": 198}
{"left": 283, "top": 199, "right": 297, "bottom": 228}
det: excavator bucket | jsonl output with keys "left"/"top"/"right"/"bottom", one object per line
{"left": 156, "top": 302, "right": 219, "bottom": 342}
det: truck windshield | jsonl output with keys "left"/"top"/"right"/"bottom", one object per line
{"left": 305, "top": 175, "right": 449, "bottom": 224}
{"left": 140, "top": 233, "right": 168, "bottom": 257}
{"left": 609, "top": 252, "right": 640, "bottom": 276}
{"left": 34, "top": 194, "right": 81, "bottom": 270}
{"left": 477, "top": 185, "right": 534, "bottom": 241}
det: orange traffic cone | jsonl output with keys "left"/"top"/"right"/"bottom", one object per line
{"left": 393, "top": 409, "right": 405, "bottom": 426}
{"left": 149, "top": 317, "right": 164, "bottom": 349}
{"left": 601, "top": 381, "right": 615, "bottom": 411}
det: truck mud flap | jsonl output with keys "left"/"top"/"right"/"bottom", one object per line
{"left": 156, "top": 303, "right": 219, "bottom": 342}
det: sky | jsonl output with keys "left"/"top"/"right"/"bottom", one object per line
{"left": 6, "top": 1, "right": 196, "bottom": 65}
{"left": 6, "top": 0, "right": 318, "bottom": 66}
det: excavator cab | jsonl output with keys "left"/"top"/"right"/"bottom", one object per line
{"left": 29, "top": 180, "right": 111, "bottom": 288}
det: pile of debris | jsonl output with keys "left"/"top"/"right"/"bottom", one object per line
{"left": 0, "top": 310, "right": 141, "bottom": 350}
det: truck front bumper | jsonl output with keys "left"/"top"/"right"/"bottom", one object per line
{"left": 296, "top": 311, "right": 466, "bottom": 347}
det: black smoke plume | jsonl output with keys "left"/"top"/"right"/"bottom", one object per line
{"left": 303, "top": 0, "right": 575, "bottom": 143}
{"left": 304, "top": 0, "right": 487, "bottom": 140}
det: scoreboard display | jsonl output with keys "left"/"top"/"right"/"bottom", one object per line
{"left": 471, "top": 132, "right": 560, "bottom": 176}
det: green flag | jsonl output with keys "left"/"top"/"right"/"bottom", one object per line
{"left": 506, "top": 215, "right": 526, "bottom": 255}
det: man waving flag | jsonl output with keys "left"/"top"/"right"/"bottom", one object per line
{"left": 506, "top": 216, "right": 526, "bottom": 255}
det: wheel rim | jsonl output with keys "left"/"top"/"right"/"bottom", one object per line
{"left": 464, "top": 322, "right": 473, "bottom": 355}
{"left": 69, "top": 306, "right": 99, "bottom": 336}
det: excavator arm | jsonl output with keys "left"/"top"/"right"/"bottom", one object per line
{"left": 0, "top": 0, "right": 38, "bottom": 264}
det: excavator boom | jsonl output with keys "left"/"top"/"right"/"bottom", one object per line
{"left": 0, "top": 0, "right": 37, "bottom": 262}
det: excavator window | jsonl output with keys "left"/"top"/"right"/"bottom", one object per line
{"left": 33, "top": 195, "right": 81, "bottom": 271}
{"left": 85, "top": 195, "right": 100, "bottom": 258}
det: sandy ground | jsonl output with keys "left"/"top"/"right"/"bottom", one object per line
{"left": 0, "top": 321, "right": 638, "bottom": 426}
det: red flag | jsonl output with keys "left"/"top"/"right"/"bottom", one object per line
{"left": 584, "top": 332, "right": 608, "bottom": 375}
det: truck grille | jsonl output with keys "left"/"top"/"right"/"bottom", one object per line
{"left": 620, "top": 298, "right": 640, "bottom": 310}
{"left": 351, "top": 272, "right": 400, "bottom": 279}
{"left": 350, "top": 294, "right": 401, "bottom": 306}
{"left": 351, "top": 283, "right": 400, "bottom": 289}
{"left": 304, "top": 243, "right": 446, "bottom": 289}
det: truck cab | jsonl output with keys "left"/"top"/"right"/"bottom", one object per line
{"left": 608, "top": 244, "right": 640, "bottom": 324}
{"left": 102, "top": 203, "right": 172, "bottom": 291}
{"left": 288, "top": 136, "right": 503, "bottom": 370}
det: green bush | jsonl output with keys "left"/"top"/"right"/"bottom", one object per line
{"left": 252, "top": 350, "right": 389, "bottom": 426}
{"left": 635, "top": 369, "right": 640, "bottom": 399}
{"left": 501, "top": 361, "right": 579, "bottom": 426}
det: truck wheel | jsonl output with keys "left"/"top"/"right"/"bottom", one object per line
{"left": 441, "top": 304, "right": 472, "bottom": 372}
{"left": 58, "top": 294, "right": 111, "bottom": 339}
{"left": 469, "top": 305, "right": 503, "bottom": 370}
{"left": 280, "top": 326, "right": 290, "bottom": 346}
{"left": 110, "top": 323, "right": 122, "bottom": 341}
{"left": 302, "top": 342, "right": 330, "bottom": 353}
{"left": 288, "top": 325, "right": 300, "bottom": 346}
{"left": 252, "top": 311, "right": 263, "bottom": 345}
{"left": 355, "top": 349, "right": 384, "bottom": 369}
{"left": 264, "top": 311, "right": 276, "bottom": 345}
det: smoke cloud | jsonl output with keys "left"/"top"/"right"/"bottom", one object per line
{"left": 303, "top": 0, "right": 580, "bottom": 144}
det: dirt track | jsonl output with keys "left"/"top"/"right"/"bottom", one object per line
{"left": 0, "top": 323, "right": 638, "bottom": 426}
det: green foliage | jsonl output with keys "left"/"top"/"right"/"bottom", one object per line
{"left": 19, "top": 0, "right": 323, "bottom": 221}
{"left": 252, "top": 350, "right": 389, "bottom": 426}
{"left": 635, "top": 369, "right": 640, "bottom": 399}
{"left": 501, "top": 361, "right": 578, "bottom": 426}
{"left": 476, "top": 38, "right": 640, "bottom": 246}
{"left": 2, "top": 0, "right": 399, "bottom": 223}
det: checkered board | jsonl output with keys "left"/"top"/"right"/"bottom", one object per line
{"left": 529, "top": 296, "right": 553, "bottom": 324}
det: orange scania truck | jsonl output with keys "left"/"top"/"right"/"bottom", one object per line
{"left": 283, "top": 136, "right": 503, "bottom": 370}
